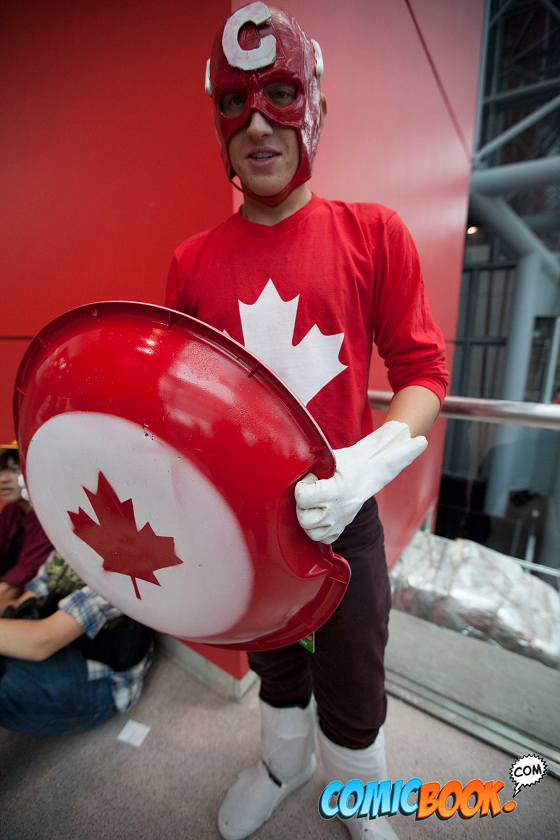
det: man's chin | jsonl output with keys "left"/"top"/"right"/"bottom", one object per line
{"left": 240, "top": 180, "right": 283, "bottom": 200}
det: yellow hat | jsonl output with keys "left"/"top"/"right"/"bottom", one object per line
{"left": 0, "top": 440, "right": 18, "bottom": 457}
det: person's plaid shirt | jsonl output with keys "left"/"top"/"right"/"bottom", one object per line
{"left": 26, "top": 563, "right": 152, "bottom": 713}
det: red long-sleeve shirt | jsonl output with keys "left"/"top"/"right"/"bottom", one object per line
{"left": 167, "top": 194, "right": 448, "bottom": 449}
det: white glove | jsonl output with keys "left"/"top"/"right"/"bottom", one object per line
{"left": 294, "top": 421, "right": 427, "bottom": 545}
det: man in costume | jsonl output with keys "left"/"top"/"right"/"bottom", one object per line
{"left": 166, "top": 5, "right": 448, "bottom": 838}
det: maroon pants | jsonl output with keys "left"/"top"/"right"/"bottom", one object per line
{"left": 248, "top": 497, "right": 391, "bottom": 750}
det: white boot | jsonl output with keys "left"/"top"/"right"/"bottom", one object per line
{"left": 318, "top": 728, "right": 400, "bottom": 840}
{"left": 218, "top": 700, "right": 317, "bottom": 840}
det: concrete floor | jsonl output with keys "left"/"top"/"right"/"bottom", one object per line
{"left": 385, "top": 609, "right": 560, "bottom": 774}
{"left": 1, "top": 651, "right": 558, "bottom": 840}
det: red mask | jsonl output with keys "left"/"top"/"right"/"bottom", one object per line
{"left": 206, "top": 3, "right": 324, "bottom": 207}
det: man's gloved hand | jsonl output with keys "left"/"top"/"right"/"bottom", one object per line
{"left": 294, "top": 421, "right": 428, "bottom": 544}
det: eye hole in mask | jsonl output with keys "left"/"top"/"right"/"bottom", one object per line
{"left": 219, "top": 82, "right": 297, "bottom": 117}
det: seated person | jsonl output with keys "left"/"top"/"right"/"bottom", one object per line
{"left": 0, "top": 551, "right": 154, "bottom": 736}
{"left": 0, "top": 442, "right": 54, "bottom": 608}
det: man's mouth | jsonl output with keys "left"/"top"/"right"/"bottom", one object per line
{"left": 249, "top": 151, "right": 278, "bottom": 159}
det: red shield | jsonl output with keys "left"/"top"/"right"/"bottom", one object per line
{"left": 14, "top": 301, "right": 350, "bottom": 650}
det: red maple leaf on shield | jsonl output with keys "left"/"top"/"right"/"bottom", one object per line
{"left": 68, "top": 471, "right": 183, "bottom": 599}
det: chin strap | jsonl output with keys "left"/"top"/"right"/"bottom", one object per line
{"left": 231, "top": 167, "right": 310, "bottom": 208}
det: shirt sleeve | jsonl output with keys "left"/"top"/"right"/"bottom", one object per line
{"left": 166, "top": 253, "right": 197, "bottom": 315}
{"left": 165, "top": 254, "right": 183, "bottom": 311}
{"left": 1, "top": 511, "right": 54, "bottom": 589}
{"left": 166, "top": 235, "right": 207, "bottom": 318}
{"left": 58, "top": 587, "right": 122, "bottom": 639}
{"left": 372, "top": 212, "right": 449, "bottom": 406}
{"left": 0, "top": 504, "right": 20, "bottom": 565}
{"left": 23, "top": 560, "right": 51, "bottom": 599}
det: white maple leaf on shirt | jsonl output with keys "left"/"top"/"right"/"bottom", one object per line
{"left": 233, "top": 279, "right": 347, "bottom": 406}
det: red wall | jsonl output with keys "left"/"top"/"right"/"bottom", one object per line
{"left": 0, "top": 0, "right": 232, "bottom": 440}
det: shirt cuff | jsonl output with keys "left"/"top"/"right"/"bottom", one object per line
{"left": 59, "top": 587, "right": 121, "bottom": 639}
{"left": 24, "top": 564, "right": 50, "bottom": 599}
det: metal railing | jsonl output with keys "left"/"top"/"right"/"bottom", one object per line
{"left": 370, "top": 388, "right": 560, "bottom": 585}
{"left": 372, "top": 389, "right": 560, "bottom": 775}
{"left": 368, "top": 390, "right": 560, "bottom": 431}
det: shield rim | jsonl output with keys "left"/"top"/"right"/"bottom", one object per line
{"left": 14, "top": 301, "right": 351, "bottom": 650}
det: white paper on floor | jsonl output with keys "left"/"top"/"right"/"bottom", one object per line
{"left": 117, "top": 719, "right": 151, "bottom": 747}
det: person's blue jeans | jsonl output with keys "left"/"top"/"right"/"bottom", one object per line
{"left": 0, "top": 644, "right": 116, "bottom": 736}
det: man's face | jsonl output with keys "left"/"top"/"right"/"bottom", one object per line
{"left": 208, "top": 5, "right": 324, "bottom": 205}
{"left": 227, "top": 82, "right": 300, "bottom": 198}
{"left": 0, "top": 457, "right": 23, "bottom": 505}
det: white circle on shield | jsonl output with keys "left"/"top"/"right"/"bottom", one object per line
{"left": 25, "top": 412, "right": 254, "bottom": 638}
